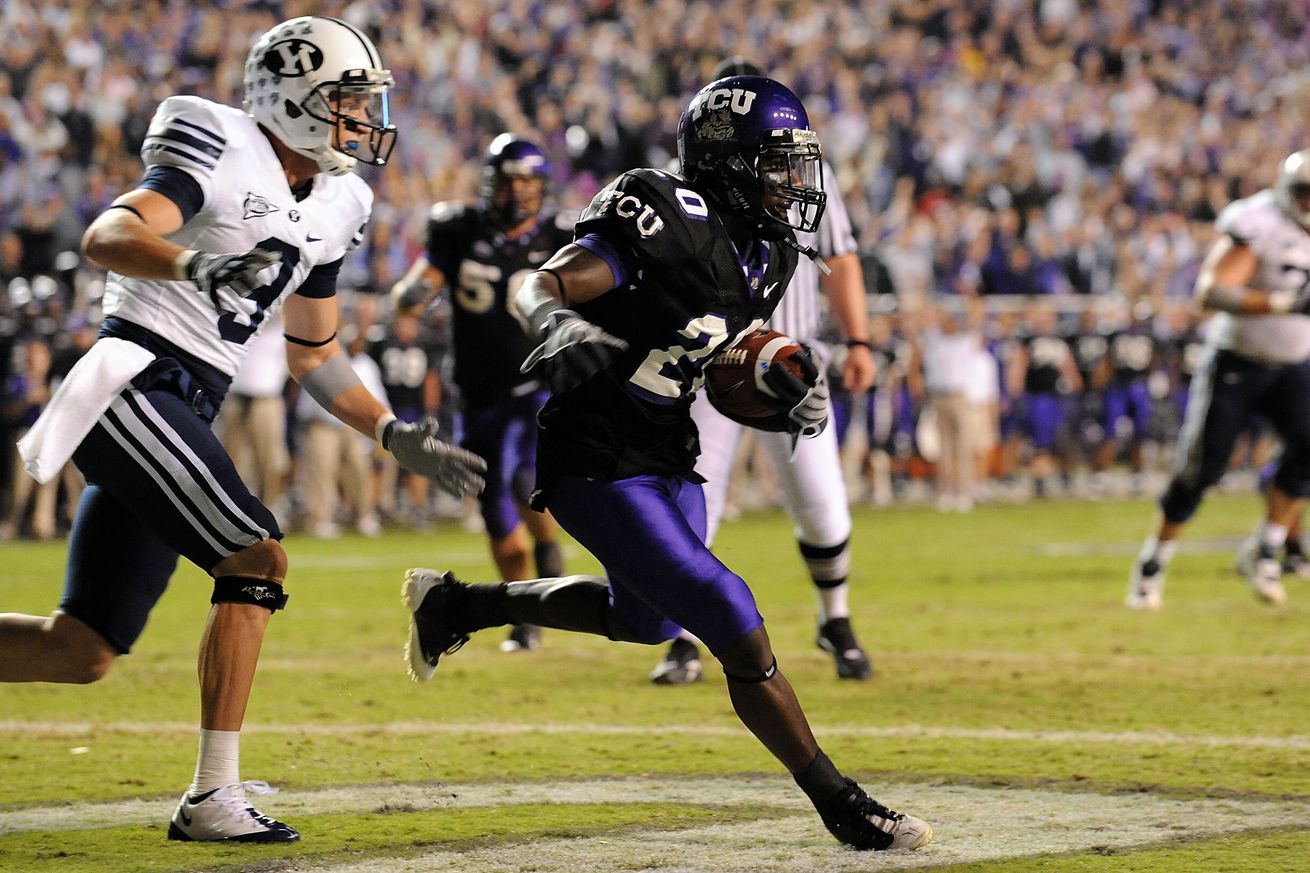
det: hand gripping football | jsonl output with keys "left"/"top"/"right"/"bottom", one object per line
{"left": 703, "top": 329, "right": 811, "bottom": 431}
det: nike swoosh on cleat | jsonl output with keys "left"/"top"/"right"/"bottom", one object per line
{"left": 306, "top": 235, "right": 322, "bottom": 242}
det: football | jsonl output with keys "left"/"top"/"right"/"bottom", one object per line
{"left": 703, "top": 329, "right": 808, "bottom": 431}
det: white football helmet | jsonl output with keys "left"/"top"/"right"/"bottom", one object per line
{"left": 1275, "top": 149, "right": 1310, "bottom": 228}
{"left": 243, "top": 16, "right": 396, "bottom": 176}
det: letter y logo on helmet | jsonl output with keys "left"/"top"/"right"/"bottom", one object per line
{"left": 244, "top": 16, "right": 397, "bottom": 176}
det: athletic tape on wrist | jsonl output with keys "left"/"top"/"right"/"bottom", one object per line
{"left": 375, "top": 412, "right": 397, "bottom": 446}
{"left": 173, "top": 249, "right": 198, "bottom": 281}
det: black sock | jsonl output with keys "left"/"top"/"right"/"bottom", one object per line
{"left": 463, "top": 583, "right": 510, "bottom": 632}
{"left": 793, "top": 749, "right": 847, "bottom": 803}
{"left": 533, "top": 541, "right": 564, "bottom": 577}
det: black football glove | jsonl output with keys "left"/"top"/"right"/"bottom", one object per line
{"left": 383, "top": 417, "right": 487, "bottom": 498}
{"left": 761, "top": 345, "right": 830, "bottom": 439}
{"left": 184, "top": 248, "right": 282, "bottom": 313}
{"left": 520, "top": 310, "right": 629, "bottom": 393}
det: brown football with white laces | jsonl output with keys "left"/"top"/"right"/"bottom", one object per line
{"left": 703, "top": 329, "right": 807, "bottom": 430}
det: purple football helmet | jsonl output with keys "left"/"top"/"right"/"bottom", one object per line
{"left": 480, "top": 133, "right": 551, "bottom": 227}
{"left": 677, "top": 75, "right": 826, "bottom": 240}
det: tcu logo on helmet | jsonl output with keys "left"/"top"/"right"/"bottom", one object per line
{"left": 690, "top": 88, "right": 758, "bottom": 143}
{"left": 263, "top": 39, "right": 324, "bottom": 77}
{"left": 689, "top": 88, "right": 758, "bottom": 121}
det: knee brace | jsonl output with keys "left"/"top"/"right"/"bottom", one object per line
{"left": 723, "top": 657, "right": 778, "bottom": 684}
{"left": 212, "top": 576, "right": 288, "bottom": 612}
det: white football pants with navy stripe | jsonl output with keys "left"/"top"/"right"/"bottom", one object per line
{"left": 691, "top": 390, "right": 852, "bottom": 561}
{"left": 65, "top": 381, "right": 281, "bottom": 653}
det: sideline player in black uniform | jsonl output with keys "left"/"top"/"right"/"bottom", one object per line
{"left": 401, "top": 76, "right": 932, "bottom": 851}
{"left": 392, "top": 135, "right": 574, "bottom": 652}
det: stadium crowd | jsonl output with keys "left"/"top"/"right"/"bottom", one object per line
{"left": 1, "top": 0, "right": 1303, "bottom": 534}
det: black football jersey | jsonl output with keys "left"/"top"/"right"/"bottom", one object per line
{"left": 425, "top": 202, "right": 575, "bottom": 406}
{"left": 1166, "top": 329, "right": 1207, "bottom": 387}
{"left": 1107, "top": 329, "right": 1155, "bottom": 384}
{"left": 1067, "top": 331, "right": 1108, "bottom": 388}
{"left": 536, "top": 168, "right": 800, "bottom": 490}
{"left": 1023, "top": 334, "right": 1069, "bottom": 394}
{"left": 369, "top": 332, "right": 439, "bottom": 417}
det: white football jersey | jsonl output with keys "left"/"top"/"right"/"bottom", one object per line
{"left": 102, "top": 96, "right": 373, "bottom": 377}
{"left": 766, "top": 161, "right": 858, "bottom": 343}
{"left": 1209, "top": 189, "right": 1310, "bottom": 364}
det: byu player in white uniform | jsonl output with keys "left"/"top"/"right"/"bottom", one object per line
{"left": 1129, "top": 149, "right": 1310, "bottom": 610}
{"left": 649, "top": 58, "right": 877, "bottom": 684}
{"left": 0, "top": 17, "right": 485, "bottom": 843}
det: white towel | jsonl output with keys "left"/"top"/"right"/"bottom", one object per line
{"left": 18, "top": 338, "right": 156, "bottom": 483}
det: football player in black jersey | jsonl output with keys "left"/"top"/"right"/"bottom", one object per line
{"left": 391, "top": 135, "right": 575, "bottom": 652}
{"left": 400, "top": 77, "right": 932, "bottom": 852}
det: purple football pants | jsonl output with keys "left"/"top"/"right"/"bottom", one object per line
{"left": 545, "top": 473, "right": 764, "bottom": 652}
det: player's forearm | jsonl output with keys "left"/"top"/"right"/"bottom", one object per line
{"left": 325, "top": 385, "right": 395, "bottom": 439}
{"left": 821, "top": 252, "right": 870, "bottom": 342}
{"left": 81, "top": 210, "right": 190, "bottom": 280}
{"left": 514, "top": 244, "right": 619, "bottom": 335}
{"left": 290, "top": 346, "right": 391, "bottom": 440}
{"left": 1199, "top": 283, "right": 1295, "bottom": 315}
{"left": 516, "top": 270, "right": 566, "bottom": 337}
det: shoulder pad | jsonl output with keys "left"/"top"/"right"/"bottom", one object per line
{"left": 580, "top": 169, "right": 712, "bottom": 240}
{"left": 142, "top": 96, "right": 236, "bottom": 174}
{"left": 1217, "top": 191, "right": 1280, "bottom": 245}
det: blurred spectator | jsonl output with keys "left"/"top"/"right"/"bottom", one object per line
{"left": 2, "top": 336, "right": 52, "bottom": 538}
{"left": 294, "top": 333, "right": 386, "bottom": 539}
{"left": 217, "top": 315, "right": 291, "bottom": 525}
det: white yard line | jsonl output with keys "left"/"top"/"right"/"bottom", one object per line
{"left": 2, "top": 778, "right": 1305, "bottom": 872}
{"left": 4, "top": 719, "right": 1310, "bottom": 751}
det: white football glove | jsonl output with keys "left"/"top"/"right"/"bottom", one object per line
{"left": 383, "top": 417, "right": 487, "bottom": 498}
{"left": 761, "top": 345, "right": 830, "bottom": 439}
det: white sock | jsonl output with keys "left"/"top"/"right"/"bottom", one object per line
{"left": 816, "top": 584, "right": 849, "bottom": 623}
{"left": 190, "top": 729, "right": 240, "bottom": 795}
{"left": 1259, "top": 522, "right": 1289, "bottom": 552}
{"left": 1140, "top": 537, "right": 1177, "bottom": 567}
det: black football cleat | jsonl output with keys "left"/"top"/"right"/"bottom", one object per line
{"left": 500, "top": 623, "right": 542, "bottom": 653}
{"left": 403, "top": 569, "right": 471, "bottom": 681}
{"left": 814, "top": 778, "right": 932, "bottom": 851}
{"left": 816, "top": 617, "right": 873, "bottom": 680}
{"left": 649, "top": 637, "right": 704, "bottom": 685}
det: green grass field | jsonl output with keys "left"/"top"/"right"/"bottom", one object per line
{"left": 2, "top": 492, "right": 1309, "bottom": 872}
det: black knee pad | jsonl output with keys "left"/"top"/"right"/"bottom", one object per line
{"left": 723, "top": 657, "right": 778, "bottom": 684}
{"left": 1159, "top": 479, "right": 1205, "bottom": 525}
{"left": 212, "top": 576, "right": 288, "bottom": 612}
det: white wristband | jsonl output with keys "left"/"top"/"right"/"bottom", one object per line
{"left": 1268, "top": 290, "right": 1296, "bottom": 314}
{"left": 375, "top": 412, "right": 397, "bottom": 445}
{"left": 173, "top": 249, "right": 198, "bottom": 281}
